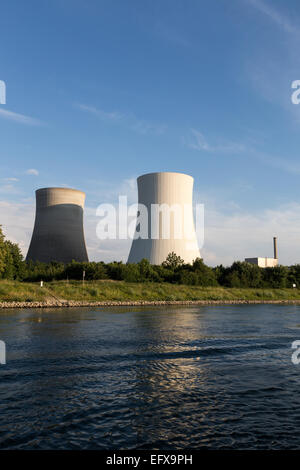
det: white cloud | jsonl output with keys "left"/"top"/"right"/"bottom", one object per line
{"left": 0, "top": 178, "right": 138, "bottom": 263}
{"left": 241, "top": 1, "right": 300, "bottom": 126}
{"left": 197, "top": 199, "right": 300, "bottom": 266}
{"left": 186, "top": 129, "right": 211, "bottom": 151}
{"left": 83, "top": 177, "right": 138, "bottom": 262}
{"left": 252, "top": 149, "right": 300, "bottom": 176}
{"left": 76, "top": 103, "right": 122, "bottom": 122}
{"left": 84, "top": 205, "right": 132, "bottom": 263}
{"left": 246, "top": 0, "right": 298, "bottom": 35}
{"left": 26, "top": 168, "right": 39, "bottom": 176}
{"left": 0, "top": 108, "right": 42, "bottom": 126}
{"left": 0, "top": 200, "right": 35, "bottom": 255}
{"left": 185, "top": 129, "right": 300, "bottom": 177}
{"left": 154, "top": 21, "right": 191, "bottom": 47}
{"left": 2, "top": 177, "right": 300, "bottom": 267}
{"left": 0, "top": 184, "right": 20, "bottom": 195}
{"left": 185, "top": 129, "right": 245, "bottom": 153}
{"left": 3, "top": 177, "right": 19, "bottom": 182}
{"left": 75, "top": 103, "right": 166, "bottom": 135}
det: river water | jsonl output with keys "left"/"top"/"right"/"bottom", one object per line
{"left": 0, "top": 305, "right": 300, "bottom": 449}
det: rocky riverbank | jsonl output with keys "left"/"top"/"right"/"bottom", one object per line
{"left": 1, "top": 299, "right": 300, "bottom": 308}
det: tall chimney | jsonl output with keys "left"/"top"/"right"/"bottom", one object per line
{"left": 273, "top": 236, "right": 278, "bottom": 259}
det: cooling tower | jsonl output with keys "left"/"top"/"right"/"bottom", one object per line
{"left": 127, "top": 172, "right": 201, "bottom": 265}
{"left": 26, "top": 187, "right": 89, "bottom": 263}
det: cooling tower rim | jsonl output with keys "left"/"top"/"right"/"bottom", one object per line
{"left": 137, "top": 171, "right": 194, "bottom": 181}
{"left": 35, "top": 187, "right": 86, "bottom": 196}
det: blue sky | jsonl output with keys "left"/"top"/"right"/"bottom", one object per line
{"left": 1, "top": 0, "right": 300, "bottom": 265}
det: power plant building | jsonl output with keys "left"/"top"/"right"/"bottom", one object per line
{"left": 26, "top": 187, "right": 89, "bottom": 263}
{"left": 127, "top": 172, "right": 201, "bottom": 265}
{"left": 244, "top": 257, "right": 278, "bottom": 268}
{"left": 245, "top": 237, "right": 278, "bottom": 268}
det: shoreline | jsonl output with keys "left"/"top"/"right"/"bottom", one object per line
{"left": 2, "top": 281, "right": 300, "bottom": 307}
{"left": 1, "top": 299, "right": 300, "bottom": 308}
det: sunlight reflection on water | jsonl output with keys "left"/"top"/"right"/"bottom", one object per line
{"left": 0, "top": 304, "right": 300, "bottom": 449}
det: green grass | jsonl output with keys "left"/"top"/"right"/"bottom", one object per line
{"left": 0, "top": 280, "right": 50, "bottom": 301}
{"left": 1, "top": 279, "right": 300, "bottom": 302}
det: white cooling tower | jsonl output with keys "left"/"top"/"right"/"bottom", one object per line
{"left": 127, "top": 172, "right": 201, "bottom": 265}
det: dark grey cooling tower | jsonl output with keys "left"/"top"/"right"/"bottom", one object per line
{"left": 26, "top": 187, "right": 89, "bottom": 263}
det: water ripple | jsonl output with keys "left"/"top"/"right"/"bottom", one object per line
{"left": 0, "top": 304, "right": 300, "bottom": 449}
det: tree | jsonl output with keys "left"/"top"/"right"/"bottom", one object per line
{"left": 0, "top": 226, "right": 25, "bottom": 279}
{"left": 162, "top": 252, "right": 184, "bottom": 270}
{"left": 262, "top": 265, "right": 288, "bottom": 288}
{"left": 3, "top": 240, "right": 25, "bottom": 279}
{"left": 191, "top": 257, "right": 218, "bottom": 286}
{"left": 0, "top": 226, "right": 6, "bottom": 276}
{"left": 220, "top": 261, "right": 263, "bottom": 288}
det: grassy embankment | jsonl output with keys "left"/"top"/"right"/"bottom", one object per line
{"left": 1, "top": 279, "right": 300, "bottom": 302}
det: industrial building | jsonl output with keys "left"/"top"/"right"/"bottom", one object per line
{"left": 26, "top": 187, "right": 89, "bottom": 263}
{"left": 245, "top": 237, "right": 278, "bottom": 268}
{"left": 127, "top": 172, "right": 201, "bottom": 265}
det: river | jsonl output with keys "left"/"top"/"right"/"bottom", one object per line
{"left": 0, "top": 305, "right": 300, "bottom": 449}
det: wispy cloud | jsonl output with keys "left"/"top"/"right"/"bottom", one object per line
{"left": 154, "top": 21, "right": 191, "bottom": 47}
{"left": 75, "top": 103, "right": 167, "bottom": 135}
{"left": 2, "top": 185, "right": 300, "bottom": 266}
{"left": 0, "top": 200, "right": 34, "bottom": 254}
{"left": 185, "top": 129, "right": 245, "bottom": 153}
{"left": 84, "top": 205, "right": 132, "bottom": 263}
{"left": 0, "top": 184, "right": 20, "bottom": 195}
{"left": 242, "top": 1, "right": 300, "bottom": 121}
{"left": 0, "top": 178, "right": 137, "bottom": 262}
{"left": 26, "top": 168, "right": 39, "bottom": 176}
{"left": 76, "top": 104, "right": 122, "bottom": 122}
{"left": 246, "top": 0, "right": 298, "bottom": 35}
{"left": 252, "top": 149, "right": 300, "bottom": 176}
{"left": 3, "top": 177, "right": 19, "bottom": 182}
{"left": 0, "top": 108, "right": 42, "bottom": 126}
{"left": 199, "top": 199, "right": 300, "bottom": 266}
{"left": 185, "top": 128, "right": 300, "bottom": 178}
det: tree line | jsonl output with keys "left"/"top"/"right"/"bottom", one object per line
{"left": 0, "top": 227, "right": 300, "bottom": 288}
